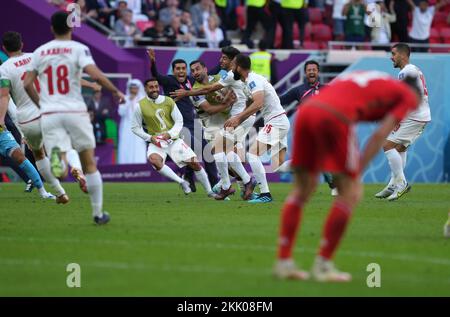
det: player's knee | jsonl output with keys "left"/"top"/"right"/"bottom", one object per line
{"left": 188, "top": 161, "right": 201, "bottom": 171}
{"left": 396, "top": 144, "right": 407, "bottom": 152}
{"left": 33, "top": 149, "right": 45, "bottom": 161}
{"left": 148, "top": 155, "right": 163, "bottom": 170}
{"left": 11, "top": 148, "right": 26, "bottom": 164}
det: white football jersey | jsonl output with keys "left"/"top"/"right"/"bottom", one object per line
{"left": 245, "top": 72, "right": 285, "bottom": 124}
{"left": 0, "top": 53, "right": 41, "bottom": 123}
{"left": 398, "top": 64, "right": 431, "bottom": 122}
{"left": 218, "top": 70, "right": 249, "bottom": 116}
{"left": 30, "top": 39, "right": 95, "bottom": 113}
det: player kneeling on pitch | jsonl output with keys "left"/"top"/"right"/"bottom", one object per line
{"left": 132, "top": 78, "right": 215, "bottom": 197}
{"left": 274, "top": 71, "right": 421, "bottom": 282}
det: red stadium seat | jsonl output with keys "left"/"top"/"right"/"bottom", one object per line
{"left": 308, "top": 8, "right": 323, "bottom": 25}
{"left": 136, "top": 20, "right": 154, "bottom": 32}
{"left": 432, "top": 11, "right": 448, "bottom": 28}
{"left": 312, "top": 24, "right": 332, "bottom": 42}
{"left": 430, "top": 27, "right": 441, "bottom": 43}
{"left": 440, "top": 27, "right": 450, "bottom": 40}
{"left": 302, "top": 41, "right": 320, "bottom": 50}
{"left": 236, "top": 5, "right": 246, "bottom": 30}
{"left": 304, "top": 22, "right": 312, "bottom": 41}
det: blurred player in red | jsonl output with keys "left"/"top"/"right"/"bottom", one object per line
{"left": 273, "top": 71, "right": 421, "bottom": 282}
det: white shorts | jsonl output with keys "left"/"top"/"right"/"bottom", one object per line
{"left": 40, "top": 112, "right": 95, "bottom": 153}
{"left": 204, "top": 127, "right": 222, "bottom": 143}
{"left": 220, "top": 115, "right": 256, "bottom": 144}
{"left": 18, "top": 117, "right": 43, "bottom": 151}
{"left": 147, "top": 138, "right": 196, "bottom": 168}
{"left": 256, "top": 115, "right": 290, "bottom": 153}
{"left": 387, "top": 118, "right": 427, "bottom": 148}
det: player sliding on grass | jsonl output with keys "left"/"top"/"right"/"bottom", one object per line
{"left": 131, "top": 78, "right": 216, "bottom": 198}
{"left": 274, "top": 71, "right": 420, "bottom": 282}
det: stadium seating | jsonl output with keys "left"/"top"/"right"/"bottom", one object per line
{"left": 311, "top": 24, "right": 332, "bottom": 42}
{"left": 308, "top": 8, "right": 323, "bottom": 25}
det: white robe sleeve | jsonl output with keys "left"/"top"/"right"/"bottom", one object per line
{"left": 167, "top": 104, "right": 184, "bottom": 139}
{"left": 131, "top": 105, "right": 151, "bottom": 142}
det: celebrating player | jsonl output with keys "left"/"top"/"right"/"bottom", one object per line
{"left": 131, "top": 78, "right": 215, "bottom": 197}
{"left": 274, "top": 71, "right": 420, "bottom": 282}
{"left": 23, "top": 11, "right": 125, "bottom": 225}
{"left": 375, "top": 43, "right": 431, "bottom": 201}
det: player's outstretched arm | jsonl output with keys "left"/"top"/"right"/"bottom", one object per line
{"left": 360, "top": 114, "right": 398, "bottom": 171}
{"left": 224, "top": 91, "right": 263, "bottom": 128}
{"left": 81, "top": 79, "right": 102, "bottom": 92}
{"left": 199, "top": 90, "right": 236, "bottom": 115}
{"left": 83, "top": 65, "right": 125, "bottom": 103}
{"left": 23, "top": 71, "right": 40, "bottom": 108}
{"left": 170, "top": 82, "right": 224, "bottom": 100}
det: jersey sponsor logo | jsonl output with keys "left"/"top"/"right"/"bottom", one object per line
{"left": 249, "top": 81, "right": 256, "bottom": 90}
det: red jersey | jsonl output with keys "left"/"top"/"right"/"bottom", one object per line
{"left": 304, "top": 71, "right": 419, "bottom": 123}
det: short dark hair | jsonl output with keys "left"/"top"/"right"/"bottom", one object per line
{"left": 2, "top": 31, "right": 22, "bottom": 53}
{"left": 51, "top": 11, "right": 72, "bottom": 36}
{"left": 258, "top": 39, "right": 268, "bottom": 51}
{"left": 189, "top": 60, "right": 206, "bottom": 68}
{"left": 304, "top": 60, "right": 320, "bottom": 72}
{"left": 235, "top": 54, "right": 251, "bottom": 70}
{"left": 221, "top": 46, "right": 240, "bottom": 60}
{"left": 392, "top": 43, "right": 411, "bottom": 57}
{"left": 171, "top": 59, "right": 187, "bottom": 70}
{"left": 144, "top": 78, "right": 158, "bottom": 86}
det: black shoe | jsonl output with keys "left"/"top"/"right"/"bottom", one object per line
{"left": 24, "top": 180, "right": 34, "bottom": 193}
{"left": 183, "top": 174, "right": 196, "bottom": 192}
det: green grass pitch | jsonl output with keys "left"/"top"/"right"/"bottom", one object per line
{"left": 0, "top": 182, "right": 449, "bottom": 296}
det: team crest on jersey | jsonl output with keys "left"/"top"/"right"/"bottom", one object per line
{"left": 221, "top": 73, "right": 228, "bottom": 80}
{"left": 249, "top": 81, "right": 256, "bottom": 89}
{"left": 399, "top": 73, "right": 405, "bottom": 80}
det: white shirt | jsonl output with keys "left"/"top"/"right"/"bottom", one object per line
{"left": 0, "top": 53, "right": 42, "bottom": 124}
{"left": 398, "top": 64, "right": 431, "bottom": 122}
{"left": 245, "top": 72, "right": 285, "bottom": 124}
{"left": 327, "top": 0, "right": 349, "bottom": 19}
{"left": 30, "top": 39, "right": 95, "bottom": 113}
{"left": 218, "top": 70, "right": 249, "bottom": 116}
{"left": 409, "top": 6, "right": 435, "bottom": 40}
{"left": 203, "top": 23, "right": 224, "bottom": 48}
{"left": 131, "top": 95, "right": 184, "bottom": 141}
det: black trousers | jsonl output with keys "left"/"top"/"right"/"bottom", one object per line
{"left": 242, "top": 6, "right": 275, "bottom": 48}
{"left": 281, "top": 8, "right": 309, "bottom": 48}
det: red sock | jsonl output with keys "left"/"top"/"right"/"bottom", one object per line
{"left": 278, "top": 195, "right": 304, "bottom": 259}
{"left": 319, "top": 200, "right": 352, "bottom": 260}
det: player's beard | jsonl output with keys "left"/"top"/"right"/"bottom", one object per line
{"left": 233, "top": 71, "right": 241, "bottom": 81}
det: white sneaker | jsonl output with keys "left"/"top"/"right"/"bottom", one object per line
{"left": 273, "top": 259, "right": 310, "bottom": 281}
{"left": 180, "top": 181, "right": 191, "bottom": 195}
{"left": 41, "top": 192, "right": 56, "bottom": 200}
{"left": 311, "top": 257, "right": 352, "bottom": 282}
{"left": 331, "top": 188, "right": 339, "bottom": 196}
{"left": 387, "top": 181, "right": 411, "bottom": 201}
{"left": 375, "top": 184, "right": 395, "bottom": 199}
{"left": 444, "top": 219, "right": 450, "bottom": 238}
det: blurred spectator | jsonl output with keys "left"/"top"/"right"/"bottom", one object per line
{"left": 203, "top": 14, "right": 224, "bottom": 47}
{"left": 215, "top": 0, "right": 239, "bottom": 30}
{"left": 165, "top": 16, "right": 196, "bottom": 46}
{"left": 142, "top": 19, "right": 168, "bottom": 45}
{"left": 249, "top": 39, "right": 278, "bottom": 84}
{"left": 86, "top": 90, "right": 112, "bottom": 122}
{"left": 327, "top": 0, "right": 350, "bottom": 40}
{"left": 191, "top": 0, "right": 217, "bottom": 38}
{"left": 114, "top": 9, "right": 142, "bottom": 47}
{"left": 47, "top": 0, "right": 71, "bottom": 10}
{"left": 390, "top": 0, "right": 410, "bottom": 42}
{"left": 75, "top": 0, "right": 99, "bottom": 22}
{"left": 159, "top": 0, "right": 183, "bottom": 26}
{"left": 89, "top": 110, "right": 107, "bottom": 144}
{"left": 371, "top": 0, "right": 396, "bottom": 49}
{"left": 143, "top": 0, "right": 164, "bottom": 20}
{"left": 180, "top": 11, "right": 198, "bottom": 37}
{"left": 124, "top": 0, "right": 150, "bottom": 21}
{"left": 118, "top": 80, "right": 147, "bottom": 164}
{"left": 343, "top": 0, "right": 367, "bottom": 43}
{"left": 242, "top": 0, "right": 274, "bottom": 48}
{"left": 407, "top": 0, "right": 449, "bottom": 52}
{"left": 280, "top": 0, "right": 309, "bottom": 49}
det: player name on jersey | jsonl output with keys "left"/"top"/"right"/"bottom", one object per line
{"left": 40, "top": 47, "right": 72, "bottom": 57}
{"left": 13, "top": 57, "right": 31, "bottom": 68}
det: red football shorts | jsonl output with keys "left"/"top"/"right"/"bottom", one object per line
{"left": 291, "top": 104, "right": 360, "bottom": 178}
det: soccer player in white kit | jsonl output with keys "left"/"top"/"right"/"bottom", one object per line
{"left": 375, "top": 43, "right": 431, "bottom": 201}
{"left": 23, "top": 11, "right": 125, "bottom": 224}
{"left": 224, "top": 54, "right": 291, "bottom": 203}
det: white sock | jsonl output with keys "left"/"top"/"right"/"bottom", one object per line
{"left": 237, "top": 180, "right": 244, "bottom": 192}
{"left": 399, "top": 151, "right": 407, "bottom": 169}
{"left": 385, "top": 149, "right": 406, "bottom": 184}
{"left": 213, "top": 152, "right": 231, "bottom": 189}
{"left": 67, "top": 149, "right": 82, "bottom": 170}
{"left": 226, "top": 151, "right": 250, "bottom": 184}
{"left": 194, "top": 168, "right": 212, "bottom": 193}
{"left": 274, "top": 160, "right": 292, "bottom": 173}
{"left": 36, "top": 157, "right": 66, "bottom": 196}
{"left": 85, "top": 171, "right": 103, "bottom": 218}
{"left": 38, "top": 186, "right": 48, "bottom": 196}
{"left": 158, "top": 165, "right": 184, "bottom": 184}
{"left": 247, "top": 153, "right": 269, "bottom": 193}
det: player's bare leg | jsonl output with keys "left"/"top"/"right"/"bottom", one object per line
{"left": 312, "top": 173, "right": 361, "bottom": 282}
{"left": 185, "top": 158, "right": 216, "bottom": 198}
{"left": 247, "top": 141, "right": 273, "bottom": 203}
{"left": 33, "top": 147, "right": 68, "bottom": 204}
{"left": 149, "top": 153, "right": 191, "bottom": 195}
{"left": 79, "top": 148, "right": 109, "bottom": 225}
{"left": 66, "top": 149, "right": 87, "bottom": 194}
{"left": 274, "top": 167, "right": 317, "bottom": 280}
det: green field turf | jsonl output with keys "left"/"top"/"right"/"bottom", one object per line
{"left": 0, "top": 182, "right": 449, "bottom": 296}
